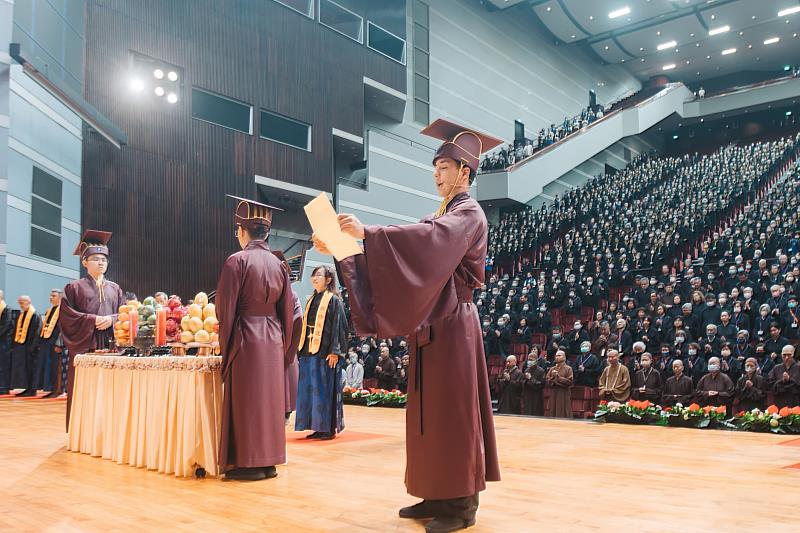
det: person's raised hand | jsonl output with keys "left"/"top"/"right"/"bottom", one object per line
{"left": 338, "top": 214, "right": 365, "bottom": 240}
{"left": 312, "top": 234, "right": 332, "bottom": 256}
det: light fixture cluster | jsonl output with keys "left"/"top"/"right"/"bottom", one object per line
{"left": 128, "top": 53, "right": 182, "bottom": 105}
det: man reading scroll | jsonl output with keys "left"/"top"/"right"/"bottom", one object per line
{"left": 313, "top": 119, "right": 502, "bottom": 533}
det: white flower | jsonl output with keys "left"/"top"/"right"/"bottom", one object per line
{"left": 676, "top": 403, "right": 683, "bottom": 408}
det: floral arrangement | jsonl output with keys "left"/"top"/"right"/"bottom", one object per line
{"left": 595, "top": 401, "right": 800, "bottom": 433}
{"left": 731, "top": 405, "right": 800, "bottom": 434}
{"left": 342, "top": 387, "right": 407, "bottom": 408}
{"left": 594, "top": 400, "right": 662, "bottom": 424}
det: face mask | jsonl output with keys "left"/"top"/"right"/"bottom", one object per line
{"left": 706, "top": 301, "right": 714, "bottom": 307}
{"left": 349, "top": 356, "right": 357, "bottom": 363}
{"left": 523, "top": 306, "right": 529, "bottom": 311}
{"left": 722, "top": 351, "right": 731, "bottom": 357}
{"left": 790, "top": 302, "right": 798, "bottom": 309}
{"left": 553, "top": 333, "right": 561, "bottom": 339}
{"left": 574, "top": 324, "right": 582, "bottom": 330}
{"left": 688, "top": 349, "right": 697, "bottom": 356}
{"left": 641, "top": 360, "right": 651, "bottom": 369}
{"left": 761, "top": 311, "right": 769, "bottom": 317}
{"left": 745, "top": 365, "right": 755, "bottom": 373}
{"left": 661, "top": 351, "right": 670, "bottom": 356}
{"left": 580, "top": 346, "right": 590, "bottom": 353}
{"left": 361, "top": 348, "right": 369, "bottom": 354}
{"left": 737, "top": 337, "right": 746, "bottom": 344}
{"left": 526, "top": 360, "right": 534, "bottom": 367}
{"left": 719, "top": 299, "right": 727, "bottom": 305}
{"left": 708, "top": 364, "right": 720, "bottom": 372}
{"left": 539, "top": 306, "right": 546, "bottom": 312}
{"left": 676, "top": 337, "right": 685, "bottom": 343}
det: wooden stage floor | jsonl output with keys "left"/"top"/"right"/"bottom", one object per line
{"left": 1, "top": 398, "right": 799, "bottom": 532}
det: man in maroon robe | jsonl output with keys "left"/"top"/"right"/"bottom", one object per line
{"left": 216, "top": 196, "right": 294, "bottom": 481}
{"left": 273, "top": 250, "right": 303, "bottom": 423}
{"left": 316, "top": 119, "right": 502, "bottom": 533}
{"left": 60, "top": 230, "right": 125, "bottom": 430}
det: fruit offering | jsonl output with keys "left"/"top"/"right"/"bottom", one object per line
{"left": 177, "top": 292, "right": 219, "bottom": 345}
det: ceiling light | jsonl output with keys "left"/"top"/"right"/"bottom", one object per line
{"left": 153, "top": 69, "right": 164, "bottom": 79}
{"left": 608, "top": 6, "right": 631, "bottom": 18}
{"left": 690, "top": 33, "right": 695, "bottom": 37}
{"left": 657, "top": 40, "right": 677, "bottom": 50}
{"left": 656, "top": 31, "right": 661, "bottom": 36}
{"left": 663, "top": 63, "right": 676, "bottom": 70}
{"left": 673, "top": 135, "right": 679, "bottom": 139}
{"left": 794, "top": 33, "right": 798, "bottom": 37}
{"left": 787, "top": 111, "right": 793, "bottom": 116}
{"left": 167, "top": 93, "right": 178, "bottom": 104}
{"left": 154, "top": 86, "right": 165, "bottom": 97}
{"left": 707, "top": 55, "right": 711, "bottom": 59}
{"left": 696, "top": 43, "right": 701, "bottom": 47}
{"left": 751, "top": 15, "right": 756, "bottom": 20}
{"left": 748, "top": 44, "right": 752, "bottom": 48}
{"left": 764, "top": 37, "right": 780, "bottom": 45}
{"left": 589, "top": 15, "right": 594, "bottom": 20}
{"left": 778, "top": 6, "right": 800, "bottom": 17}
{"left": 711, "top": 14, "right": 716, "bottom": 19}
{"left": 785, "top": 64, "right": 792, "bottom": 70}
{"left": 639, "top": 47, "right": 645, "bottom": 51}
{"left": 709, "top": 25, "right": 730, "bottom": 36}
{"left": 721, "top": 48, "right": 736, "bottom": 55}
{"left": 605, "top": 45, "right": 610, "bottom": 50}
{"left": 546, "top": 6, "right": 551, "bottom": 11}
{"left": 686, "top": 60, "right": 691, "bottom": 64}
{"left": 739, "top": 31, "right": 744, "bottom": 36}
{"left": 167, "top": 71, "right": 178, "bottom": 81}
{"left": 571, "top": 35, "right": 576, "bottom": 39}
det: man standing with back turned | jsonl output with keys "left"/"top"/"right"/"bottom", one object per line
{"left": 314, "top": 119, "right": 502, "bottom": 533}
{"left": 216, "top": 195, "right": 295, "bottom": 481}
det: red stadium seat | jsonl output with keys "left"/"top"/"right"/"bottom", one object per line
{"left": 531, "top": 334, "right": 547, "bottom": 350}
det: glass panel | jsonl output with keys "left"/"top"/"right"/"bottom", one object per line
{"left": 413, "top": 23, "right": 428, "bottom": 53}
{"left": 270, "top": 0, "right": 313, "bottom": 18}
{"left": 31, "top": 197, "right": 62, "bottom": 233}
{"left": 192, "top": 88, "right": 252, "bottom": 134}
{"left": 260, "top": 110, "right": 311, "bottom": 151}
{"left": 414, "top": 73, "right": 429, "bottom": 102}
{"left": 31, "top": 227, "right": 61, "bottom": 262}
{"left": 414, "top": 99, "right": 429, "bottom": 125}
{"left": 368, "top": 22, "right": 406, "bottom": 65}
{"left": 319, "top": 0, "right": 363, "bottom": 43}
{"left": 32, "top": 167, "right": 63, "bottom": 205}
{"left": 412, "top": 0, "right": 429, "bottom": 28}
{"left": 414, "top": 48, "right": 429, "bottom": 76}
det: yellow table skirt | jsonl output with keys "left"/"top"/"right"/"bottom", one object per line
{"left": 67, "top": 355, "right": 223, "bottom": 477}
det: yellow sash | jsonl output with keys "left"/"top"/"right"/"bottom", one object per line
{"left": 14, "top": 306, "right": 36, "bottom": 344}
{"left": 40, "top": 305, "right": 60, "bottom": 339}
{"left": 297, "top": 291, "right": 334, "bottom": 355}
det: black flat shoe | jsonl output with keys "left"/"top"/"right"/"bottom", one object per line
{"left": 224, "top": 468, "right": 267, "bottom": 481}
{"left": 15, "top": 390, "right": 36, "bottom": 397}
{"left": 42, "top": 391, "right": 60, "bottom": 399}
{"left": 425, "top": 517, "right": 476, "bottom": 533}
{"left": 316, "top": 432, "right": 335, "bottom": 440}
{"left": 263, "top": 466, "right": 278, "bottom": 479}
{"left": 399, "top": 501, "right": 438, "bottom": 519}
{"left": 305, "top": 432, "right": 322, "bottom": 439}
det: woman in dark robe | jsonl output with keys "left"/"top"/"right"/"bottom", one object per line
{"left": 60, "top": 231, "right": 125, "bottom": 430}
{"left": 319, "top": 119, "right": 501, "bottom": 533}
{"left": 294, "top": 265, "right": 347, "bottom": 440}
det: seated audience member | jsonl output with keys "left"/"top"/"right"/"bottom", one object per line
{"left": 661, "top": 360, "right": 695, "bottom": 407}
{"left": 754, "top": 344, "right": 776, "bottom": 376}
{"left": 766, "top": 345, "right": 800, "bottom": 408}
{"left": 396, "top": 354, "right": 409, "bottom": 393}
{"left": 763, "top": 322, "right": 790, "bottom": 362}
{"left": 719, "top": 343, "right": 742, "bottom": 383}
{"left": 573, "top": 340, "right": 601, "bottom": 387}
{"left": 598, "top": 349, "right": 631, "bottom": 402}
{"left": 496, "top": 355, "right": 523, "bottom": 414}
{"left": 374, "top": 346, "right": 396, "bottom": 390}
{"left": 695, "top": 356, "right": 735, "bottom": 409}
{"left": 735, "top": 357, "right": 767, "bottom": 412}
{"left": 344, "top": 350, "right": 364, "bottom": 390}
{"left": 686, "top": 343, "right": 707, "bottom": 387}
{"left": 631, "top": 352, "right": 662, "bottom": 403}
{"left": 546, "top": 350, "right": 573, "bottom": 418}
{"left": 521, "top": 352, "right": 546, "bottom": 416}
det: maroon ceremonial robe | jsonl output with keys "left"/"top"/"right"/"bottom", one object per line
{"left": 216, "top": 240, "right": 294, "bottom": 470}
{"left": 285, "top": 290, "right": 302, "bottom": 415}
{"left": 61, "top": 276, "right": 125, "bottom": 430}
{"left": 339, "top": 192, "right": 500, "bottom": 500}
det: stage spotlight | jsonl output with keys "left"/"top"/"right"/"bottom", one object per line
{"left": 154, "top": 86, "right": 165, "bottom": 97}
{"left": 153, "top": 69, "right": 164, "bottom": 79}
{"left": 167, "top": 92, "right": 178, "bottom": 104}
{"left": 167, "top": 71, "right": 178, "bottom": 82}
{"left": 129, "top": 78, "right": 144, "bottom": 92}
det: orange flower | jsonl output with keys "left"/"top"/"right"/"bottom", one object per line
{"left": 792, "top": 406, "right": 800, "bottom": 416}
{"left": 688, "top": 403, "right": 701, "bottom": 411}
{"left": 642, "top": 400, "right": 652, "bottom": 409}
{"left": 780, "top": 407, "right": 792, "bottom": 418}
{"left": 715, "top": 406, "right": 726, "bottom": 415}
{"left": 703, "top": 406, "right": 714, "bottom": 414}
{"left": 737, "top": 411, "right": 745, "bottom": 417}
{"left": 599, "top": 400, "right": 608, "bottom": 406}
{"left": 767, "top": 405, "right": 779, "bottom": 415}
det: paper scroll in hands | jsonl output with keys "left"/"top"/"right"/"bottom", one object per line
{"left": 303, "top": 193, "right": 362, "bottom": 261}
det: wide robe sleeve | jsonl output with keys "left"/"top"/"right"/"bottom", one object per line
{"left": 338, "top": 203, "right": 480, "bottom": 338}
{"left": 287, "top": 291, "right": 303, "bottom": 367}
{"left": 59, "top": 282, "right": 98, "bottom": 354}
{"left": 0, "top": 307, "right": 11, "bottom": 339}
{"left": 275, "top": 266, "right": 295, "bottom": 364}
{"left": 216, "top": 254, "right": 241, "bottom": 374}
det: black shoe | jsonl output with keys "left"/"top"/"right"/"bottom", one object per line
{"left": 42, "top": 391, "right": 60, "bottom": 399}
{"left": 15, "top": 389, "right": 36, "bottom": 397}
{"left": 316, "top": 432, "right": 335, "bottom": 440}
{"left": 305, "top": 432, "right": 322, "bottom": 439}
{"left": 263, "top": 466, "right": 278, "bottom": 479}
{"left": 224, "top": 467, "right": 267, "bottom": 481}
{"left": 399, "top": 501, "right": 439, "bottom": 520}
{"left": 425, "top": 517, "right": 476, "bottom": 533}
